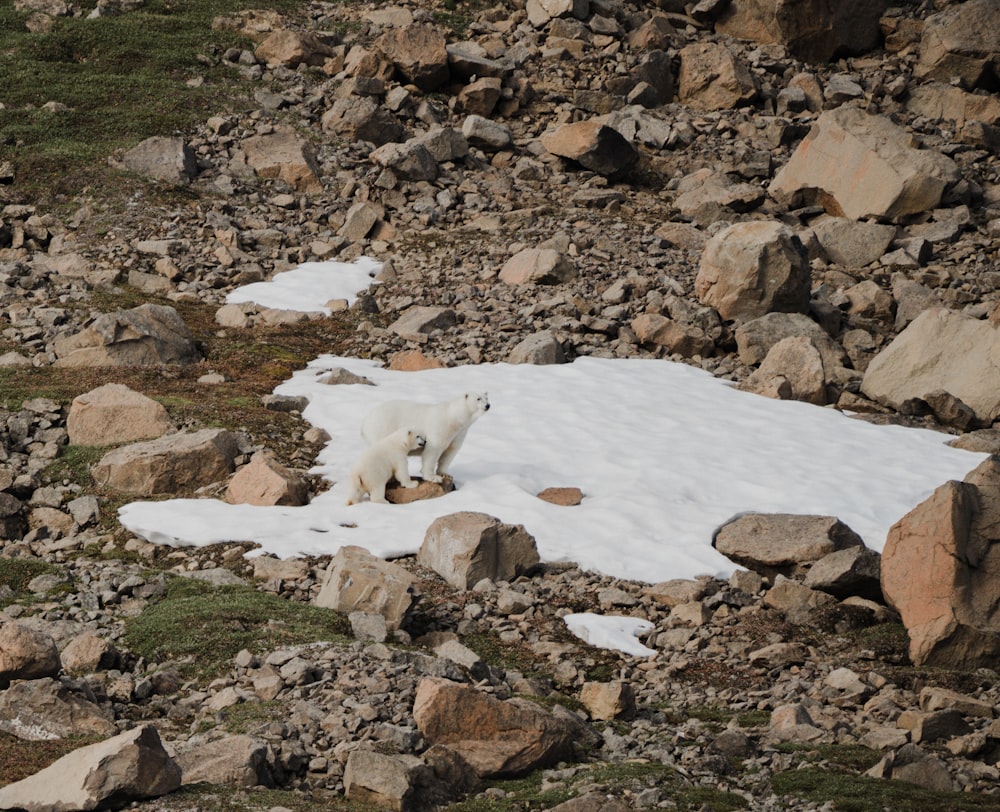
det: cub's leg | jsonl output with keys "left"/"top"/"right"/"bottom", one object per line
{"left": 393, "top": 460, "right": 418, "bottom": 489}
{"left": 367, "top": 476, "right": 388, "bottom": 504}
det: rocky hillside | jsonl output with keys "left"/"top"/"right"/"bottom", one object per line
{"left": 4, "top": 0, "right": 1000, "bottom": 810}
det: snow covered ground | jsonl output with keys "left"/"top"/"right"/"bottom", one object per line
{"left": 117, "top": 258, "right": 986, "bottom": 654}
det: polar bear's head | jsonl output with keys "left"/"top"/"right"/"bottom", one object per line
{"left": 465, "top": 392, "right": 490, "bottom": 418}
{"left": 408, "top": 431, "right": 427, "bottom": 450}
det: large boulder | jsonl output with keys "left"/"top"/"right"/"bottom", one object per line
{"left": 540, "top": 119, "right": 638, "bottom": 176}
{"left": 173, "top": 734, "right": 273, "bottom": 788}
{"left": 413, "top": 678, "right": 577, "bottom": 778}
{"left": 882, "top": 456, "right": 1000, "bottom": 669}
{"left": 122, "top": 136, "right": 197, "bottom": 185}
{"left": 677, "top": 42, "right": 757, "bottom": 110}
{"left": 0, "top": 621, "right": 60, "bottom": 688}
{"left": 499, "top": 248, "right": 576, "bottom": 286}
{"left": 769, "top": 107, "right": 961, "bottom": 222}
{"left": 695, "top": 221, "right": 811, "bottom": 322}
{"left": 91, "top": 429, "right": 240, "bottom": 496}
{"left": 377, "top": 23, "right": 450, "bottom": 91}
{"left": 0, "top": 725, "right": 181, "bottom": 812}
{"left": 226, "top": 451, "right": 309, "bottom": 507}
{"left": 915, "top": 0, "right": 1000, "bottom": 90}
{"left": 239, "top": 128, "right": 322, "bottom": 192}
{"left": 713, "top": 513, "right": 864, "bottom": 579}
{"left": 254, "top": 29, "right": 334, "bottom": 68}
{"left": 860, "top": 307, "right": 1000, "bottom": 426}
{"left": 418, "top": 512, "right": 540, "bottom": 589}
{"left": 0, "top": 678, "right": 116, "bottom": 741}
{"left": 734, "top": 311, "right": 849, "bottom": 371}
{"left": 67, "top": 383, "right": 171, "bottom": 446}
{"left": 52, "top": 304, "right": 201, "bottom": 367}
{"left": 740, "top": 335, "right": 827, "bottom": 405}
{"left": 320, "top": 96, "right": 405, "bottom": 145}
{"left": 716, "top": 0, "right": 891, "bottom": 63}
{"left": 313, "top": 545, "right": 418, "bottom": 630}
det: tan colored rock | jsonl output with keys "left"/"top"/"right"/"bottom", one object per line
{"left": 630, "top": 313, "right": 713, "bottom": 358}
{"left": 53, "top": 304, "right": 201, "bottom": 367}
{"left": 313, "top": 545, "right": 418, "bottom": 630}
{"left": 742, "top": 335, "right": 826, "bottom": 405}
{"left": 459, "top": 76, "right": 502, "bottom": 117}
{"left": 369, "top": 141, "right": 438, "bottom": 182}
{"left": 60, "top": 631, "right": 120, "bottom": 674}
{"left": 122, "top": 136, "right": 197, "bottom": 185}
{"left": 174, "top": 734, "right": 272, "bottom": 787}
{"left": 809, "top": 217, "right": 897, "bottom": 268}
{"left": 716, "top": 0, "right": 890, "bottom": 63}
{"left": 388, "top": 350, "right": 445, "bottom": 371}
{"left": 734, "top": 312, "right": 849, "bottom": 371}
{"left": 0, "top": 620, "right": 60, "bottom": 687}
{"left": 388, "top": 306, "right": 457, "bottom": 342}
{"left": 0, "top": 677, "right": 116, "bottom": 741}
{"left": 643, "top": 578, "right": 706, "bottom": 607}
{"left": 906, "top": 82, "right": 1000, "bottom": 128}
{"left": 536, "top": 487, "right": 583, "bottom": 506}
{"left": 916, "top": 0, "right": 1000, "bottom": 90}
{"left": 344, "top": 748, "right": 435, "bottom": 811}
{"left": 507, "top": 332, "right": 566, "bottom": 365}
{"left": 861, "top": 307, "right": 1000, "bottom": 425}
{"left": 769, "top": 107, "right": 960, "bottom": 222}
{"left": 526, "top": 0, "right": 589, "bottom": 27}
{"left": 419, "top": 512, "right": 540, "bottom": 589}
{"left": 881, "top": 456, "right": 1000, "bottom": 668}
{"left": 91, "top": 428, "right": 240, "bottom": 496}
{"left": 695, "top": 221, "right": 811, "bottom": 322}
{"left": 377, "top": 23, "right": 449, "bottom": 90}
{"left": 320, "top": 96, "right": 404, "bottom": 145}
{"left": 66, "top": 383, "right": 170, "bottom": 446}
{"left": 0, "top": 725, "right": 181, "bottom": 812}
{"left": 254, "top": 29, "right": 334, "bottom": 68}
{"left": 413, "top": 678, "right": 576, "bottom": 777}
{"left": 240, "top": 128, "right": 322, "bottom": 193}
{"left": 386, "top": 475, "right": 454, "bottom": 504}
{"left": 677, "top": 42, "right": 757, "bottom": 111}
{"left": 714, "top": 513, "right": 863, "bottom": 578}
{"left": 763, "top": 576, "right": 838, "bottom": 624}
{"left": 499, "top": 248, "right": 576, "bottom": 286}
{"left": 920, "top": 686, "right": 996, "bottom": 719}
{"left": 226, "top": 451, "right": 309, "bottom": 507}
{"left": 580, "top": 681, "right": 636, "bottom": 721}
{"left": 540, "top": 119, "right": 638, "bottom": 176}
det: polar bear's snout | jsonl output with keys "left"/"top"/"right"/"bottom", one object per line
{"left": 414, "top": 434, "right": 427, "bottom": 448}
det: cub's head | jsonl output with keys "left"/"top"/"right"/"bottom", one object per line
{"left": 465, "top": 392, "right": 490, "bottom": 417}
{"left": 409, "top": 431, "right": 427, "bottom": 450}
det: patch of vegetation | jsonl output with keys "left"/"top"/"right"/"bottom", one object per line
{"left": 771, "top": 769, "right": 999, "bottom": 812}
{"left": 0, "top": 0, "right": 303, "bottom": 204}
{"left": 462, "top": 631, "right": 547, "bottom": 678}
{"left": 0, "top": 732, "right": 103, "bottom": 788}
{"left": 0, "top": 558, "right": 62, "bottom": 608}
{"left": 687, "top": 704, "right": 772, "bottom": 730}
{"left": 771, "top": 742, "right": 882, "bottom": 772}
{"left": 219, "top": 699, "right": 284, "bottom": 735}
{"left": 447, "top": 761, "right": 748, "bottom": 812}
{"left": 152, "top": 783, "right": 380, "bottom": 812}
{"left": 123, "top": 575, "right": 351, "bottom": 680}
{"left": 42, "top": 444, "right": 103, "bottom": 487}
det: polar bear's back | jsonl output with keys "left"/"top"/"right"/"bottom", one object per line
{"left": 361, "top": 399, "right": 439, "bottom": 444}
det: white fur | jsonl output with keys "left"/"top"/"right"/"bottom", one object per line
{"left": 345, "top": 428, "right": 426, "bottom": 505}
{"left": 360, "top": 392, "right": 490, "bottom": 483}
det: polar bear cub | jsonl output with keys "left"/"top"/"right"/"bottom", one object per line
{"left": 361, "top": 392, "right": 490, "bottom": 484}
{"left": 345, "top": 428, "right": 426, "bottom": 505}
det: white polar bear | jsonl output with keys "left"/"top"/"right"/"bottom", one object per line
{"left": 360, "top": 392, "right": 490, "bottom": 484}
{"left": 345, "top": 428, "right": 426, "bottom": 505}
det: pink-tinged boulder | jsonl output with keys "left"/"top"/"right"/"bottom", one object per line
{"left": 631, "top": 313, "right": 714, "bottom": 358}
{"left": 695, "top": 221, "right": 811, "bottom": 322}
{"left": 413, "top": 678, "right": 576, "bottom": 777}
{"left": 0, "top": 725, "right": 180, "bottom": 812}
{"left": 377, "top": 23, "right": 450, "bottom": 91}
{"left": 540, "top": 119, "right": 637, "bottom": 176}
{"left": 677, "top": 42, "right": 757, "bottom": 111}
{"left": 419, "top": 512, "right": 540, "bottom": 589}
{"left": 769, "top": 107, "right": 960, "bottom": 222}
{"left": 239, "top": 128, "right": 322, "bottom": 192}
{"left": 741, "top": 335, "right": 827, "bottom": 405}
{"left": 882, "top": 456, "right": 1000, "bottom": 669}
{"left": 313, "top": 546, "right": 418, "bottom": 630}
{"left": 716, "top": 0, "right": 890, "bottom": 63}
{"left": 226, "top": 451, "right": 309, "bottom": 506}
{"left": 861, "top": 307, "right": 1000, "bottom": 426}
{"left": 254, "top": 29, "right": 334, "bottom": 68}
{"left": 67, "top": 383, "right": 171, "bottom": 446}
{"left": 915, "top": 0, "right": 1000, "bottom": 90}
{"left": 0, "top": 621, "right": 60, "bottom": 688}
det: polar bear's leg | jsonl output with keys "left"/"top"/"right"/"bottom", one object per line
{"left": 436, "top": 428, "right": 468, "bottom": 477}
{"left": 420, "top": 444, "right": 445, "bottom": 483}
{"left": 368, "top": 477, "right": 388, "bottom": 504}
{"left": 345, "top": 474, "right": 364, "bottom": 506}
